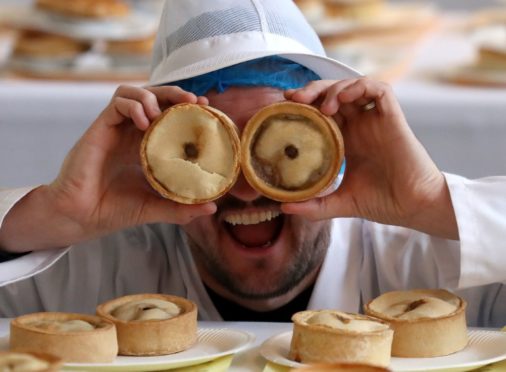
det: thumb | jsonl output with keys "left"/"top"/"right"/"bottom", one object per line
{"left": 281, "top": 193, "right": 353, "bottom": 221}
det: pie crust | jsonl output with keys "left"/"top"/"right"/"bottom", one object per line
{"left": 364, "top": 289, "right": 468, "bottom": 357}
{"left": 9, "top": 312, "right": 118, "bottom": 363}
{"left": 140, "top": 103, "right": 241, "bottom": 204}
{"left": 289, "top": 310, "right": 393, "bottom": 367}
{"left": 0, "top": 351, "right": 62, "bottom": 372}
{"left": 241, "top": 102, "right": 344, "bottom": 202}
{"left": 35, "top": 0, "right": 130, "bottom": 18}
{"left": 289, "top": 362, "right": 390, "bottom": 371}
{"left": 96, "top": 293, "right": 198, "bottom": 356}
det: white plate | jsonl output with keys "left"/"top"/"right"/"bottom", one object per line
{"left": 0, "top": 328, "right": 255, "bottom": 371}
{"left": 260, "top": 330, "right": 506, "bottom": 372}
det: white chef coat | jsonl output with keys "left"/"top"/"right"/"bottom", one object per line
{"left": 0, "top": 173, "right": 505, "bottom": 327}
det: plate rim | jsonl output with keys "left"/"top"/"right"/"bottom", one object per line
{"left": 260, "top": 329, "right": 506, "bottom": 371}
{"left": 1, "top": 327, "right": 255, "bottom": 371}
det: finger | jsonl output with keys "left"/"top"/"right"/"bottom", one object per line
{"left": 113, "top": 85, "right": 161, "bottom": 121}
{"left": 111, "top": 96, "right": 151, "bottom": 130}
{"left": 319, "top": 79, "right": 358, "bottom": 116}
{"left": 281, "top": 192, "right": 352, "bottom": 221}
{"left": 147, "top": 85, "right": 200, "bottom": 108}
{"left": 141, "top": 198, "right": 217, "bottom": 225}
{"left": 285, "top": 80, "right": 335, "bottom": 105}
{"left": 338, "top": 79, "right": 402, "bottom": 117}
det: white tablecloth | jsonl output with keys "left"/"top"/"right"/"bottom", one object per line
{"left": 1, "top": 28, "right": 506, "bottom": 187}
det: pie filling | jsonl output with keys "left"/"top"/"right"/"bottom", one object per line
{"left": 27, "top": 319, "right": 96, "bottom": 332}
{"left": 382, "top": 297, "right": 458, "bottom": 320}
{"left": 251, "top": 115, "right": 330, "bottom": 190}
{"left": 111, "top": 298, "right": 181, "bottom": 321}
{"left": 305, "top": 311, "right": 389, "bottom": 332}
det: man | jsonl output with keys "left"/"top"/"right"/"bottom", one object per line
{"left": 0, "top": 0, "right": 505, "bottom": 325}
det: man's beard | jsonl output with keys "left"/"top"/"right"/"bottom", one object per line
{"left": 188, "top": 219, "right": 331, "bottom": 300}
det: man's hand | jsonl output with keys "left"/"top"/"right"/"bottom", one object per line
{"left": 0, "top": 85, "right": 217, "bottom": 252}
{"left": 282, "top": 78, "right": 458, "bottom": 240}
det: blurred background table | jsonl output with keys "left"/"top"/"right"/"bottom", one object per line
{"left": 1, "top": 0, "right": 506, "bottom": 187}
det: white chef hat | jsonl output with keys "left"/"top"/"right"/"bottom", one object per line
{"left": 149, "top": 0, "right": 361, "bottom": 87}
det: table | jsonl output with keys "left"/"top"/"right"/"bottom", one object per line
{"left": 0, "top": 318, "right": 289, "bottom": 371}
{"left": 1, "top": 24, "right": 506, "bottom": 187}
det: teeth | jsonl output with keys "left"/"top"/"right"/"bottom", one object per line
{"left": 224, "top": 210, "right": 281, "bottom": 226}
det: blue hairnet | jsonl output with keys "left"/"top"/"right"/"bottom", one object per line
{"left": 170, "top": 56, "right": 321, "bottom": 96}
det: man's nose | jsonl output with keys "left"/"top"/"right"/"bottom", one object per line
{"left": 228, "top": 172, "right": 262, "bottom": 202}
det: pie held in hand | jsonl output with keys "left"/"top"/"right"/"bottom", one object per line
{"left": 96, "top": 293, "right": 198, "bottom": 356}
{"left": 364, "top": 289, "right": 468, "bottom": 357}
{"left": 241, "top": 102, "right": 344, "bottom": 202}
{"left": 141, "top": 103, "right": 241, "bottom": 204}
{"left": 9, "top": 312, "right": 118, "bottom": 363}
{"left": 289, "top": 310, "right": 393, "bottom": 367}
{"left": 0, "top": 351, "right": 62, "bottom": 372}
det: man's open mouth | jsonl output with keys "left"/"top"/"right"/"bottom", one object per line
{"left": 222, "top": 210, "right": 284, "bottom": 247}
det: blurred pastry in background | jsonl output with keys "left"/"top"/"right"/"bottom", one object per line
{"left": 11, "top": 29, "right": 90, "bottom": 64}
{"left": 35, "top": 0, "right": 130, "bottom": 19}
{"left": 306, "top": 1, "right": 439, "bottom": 82}
{"left": 12, "top": 29, "right": 90, "bottom": 59}
{"left": 436, "top": 24, "right": 506, "bottom": 87}
{"left": 293, "top": 0, "right": 325, "bottom": 24}
{"left": 105, "top": 35, "right": 154, "bottom": 69}
{"left": 323, "top": 0, "right": 384, "bottom": 20}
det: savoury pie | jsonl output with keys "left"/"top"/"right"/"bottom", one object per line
{"left": 290, "top": 362, "right": 390, "bottom": 371}
{"left": 0, "top": 351, "right": 62, "bottom": 372}
{"left": 241, "top": 102, "right": 344, "bottom": 202}
{"left": 289, "top": 310, "right": 393, "bottom": 367}
{"left": 96, "top": 293, "right": 198, "bottom": 356}
{"left": 141, "top": 103, "right": 241, "bottom": 204}
{"left": 364, "top": 289, "right": 468, "bottom": 357}
{"left": 9, "top": 312, "right": 118, "bottom": 363}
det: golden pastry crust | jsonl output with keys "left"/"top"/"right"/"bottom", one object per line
{"left": 140, "top": 103, "right": 241, "bottom": 204}
{"left": 35, "top": 0, "right": 130, "bottom": 18}
{"left": 96, "top": 293, "right": 198, "bottom": 356}
{"left": 289, "top": 310, "right": 393, "bottom": 367}
{"left": 324, "top": 0, "right": 384, "bottom": 19}
{"left": 476, "top": 46, "right": 506, "bottom": 71}
{"left": 13, "top": 30, "right": 89, "bottom": 58}
{"left": 0, "top": 351, "right": 62, "bottom": 372}
{"left": 290, "top": 362, "right": 390, "bottom": 371}
{"left": 364, "top": 289, "right": 468, "bottom": 357}
{"left": 9, "top": 312, "right": 118, "bottom": 363}
{"left": 105, "top": 36, "right": 155, "bottom": 56}
{"left": 241, "top": 102, "right": 344, "bottom": 202}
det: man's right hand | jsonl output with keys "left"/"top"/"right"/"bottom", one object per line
{"left": 0, "top": 85, "right": 217, "bottom": 253}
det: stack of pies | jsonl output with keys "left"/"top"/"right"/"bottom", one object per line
{"left": 140, "top": 103, "right": 241, "bottom": 204}
{"left": 0, "top": 351, "right": 61, "bottom": 372}
{"left": 364, "top": 289, "right": 468, "bottom": 357}
{"left": 241, "top": 102, "right": 344, "bottom": 202}
{"left": 289, "top": 310, "right": 393, "bottom": 367}
{"left": 96, "top": 293, "right": 198, "bottom": 356}
{"left": 9, "top": 312, "right": 118, "bottom": 363}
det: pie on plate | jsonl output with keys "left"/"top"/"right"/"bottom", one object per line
{"left": 0, "top": 350, "right": 62, "bottom": 371}
{"left": 364, "top": 289, "right": 468, "bottom": 357}
{"left": 289, "top": 310, "right": 393, "bottom": 367}
{"left": 96, "top": 293, "right": 198, "bottom": 356}
{"left": 140, "top": 103, "right": 241, "bottom": 204}
{"left": 241, "top": 102, "right": 344, "bottom": 202}
{"left": 9, "top": 312, "right": 118, "bottom": 363}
